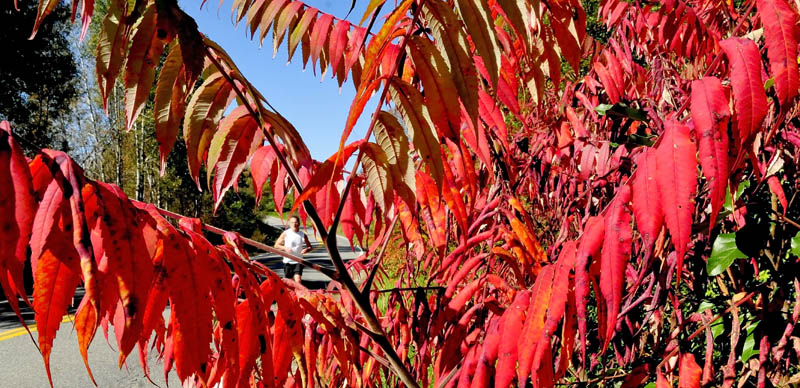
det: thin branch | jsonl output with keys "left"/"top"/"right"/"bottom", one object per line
{"left": 559, "top": 372, "right": 631, "bottom": 386}
{"left": 774, "top": 211, "right": 800, "bottom": 230}
{"left": 140, "top": 202, "right": 339, "bottom": 280}
{"left": 375, "top": 286, "right": 445, "bottom": 293}
{"left": 437, "top": 366, "right": 461, "bottom": 388}
{"left": 359, "top": 344, "right": 391, "bottom": 369}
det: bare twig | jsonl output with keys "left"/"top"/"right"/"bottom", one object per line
{"left": 140, "top": 202, "right": 340, "bottom": 279}
{"left": 375, "top": 286, "right": 445, "bottom": 293}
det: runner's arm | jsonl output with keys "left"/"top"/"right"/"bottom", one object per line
{"left": 274, "top": 232, "right": 286, "bottom": 251}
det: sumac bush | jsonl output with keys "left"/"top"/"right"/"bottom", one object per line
{"left": 3, "top": 0, "right": 800, "bottom": 386}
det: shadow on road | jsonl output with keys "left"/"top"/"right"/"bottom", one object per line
{"left": 0, "top": 288, "right": 85, "bottom": 331}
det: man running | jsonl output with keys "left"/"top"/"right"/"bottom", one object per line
{"left": 273, "top": 215, "right": 312, "bottom": 283}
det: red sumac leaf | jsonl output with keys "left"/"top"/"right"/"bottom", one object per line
{"left": 679, "top": 353, "right": 703, "bottom": 388}
{"left": 542, "top": 242, "right": 577, "bottom": 345}
{"left": 471, "top": 316, "right": 502, "bottom": 388}
{"left": 390, "top": 78, "right": 445, "bottom": 189}
{"left": 632, "top": 148, "right": 663, "bottom": 256}
{"left": 720, "top": 38, "right": 768, "bottom": 151}
{"left": 288, "top": 7, "right": 317, "bottom": 63}
{"left": 550, "top": 10, "right": 582, "bottom": 74}
{"left": 528, "top": 243, "right": 578, "bottom": 382}
{"left": 599, "top": 185, "right": 632, "bottom": 351}
{"left": 74, "top": 298, "right": 98, "bottom": 385}
{"left": 575, "top": 216, "right": 604, "bottom": 365}
{"left": 92, "top": 183, "right": 155, "bottom": 364}
{"left": 0, "top": 122, "right": 36, "bottom": 322}
{"left": 456, "top": 346, "right": 480, "bottom": 388}
{"left": 164, "top": 232, "right": 213, "bottom": 382}
{"left": 96, "top": 1, "right": 129, "bottom": 111}
{"left": 478, "top": 89, "right": 509, "bottom": 150}
{"left": 328, "top": 20, "right": 350, "bottom": 78}
{"left": 309, "top": 13, "right": 333, "bottom": 72}
{"left": 495, "top": 291, "right": 530, "bottom": 388}
{"left": 30, "top": 0, "right": 58, "bottom": 39}
{"left": 272, "top": 1, "right": 304, "bottom": 57}
{"left": 518, "top": 265, "right": 556, "bottom": 383}
{"left": 690, "top": 77, "right": 731, "bottom": 231}
{"left": 454, "top": 0, "right": 502, "bottom": 87}
{"left": 757, "top": 0, "right": 800, "bottom": 106}
{"left": 416, "top": 170, "right": 447, "bottom": 248}
{"left": 655, "top": 120, "right": 697, "bottom": 285}
{"left": 424, "top": 0, "right": 480, "bottom": 127}
{"left": 250, "top": 145, "right": 279, "bottom": 206}
{"left": 374, "top": 111, "right": 416, "bottom": 210}
{"left": 208, "top": 106, "right": 264, "bottom": 212}
{"left": 34, "top": 240, "right": 82, "bottom": 387}
{"left": 407, "top": 35, "right": 462, "bottom": 140}
{"left": 293, "top": 142, "right": 361, "bottom": 215}
{"left": 256, "top": 0, "right": 287, "bottom": 44}
{"left": 183, "top": 71, "right": 235, "bottom": 188}
{"left": 594, "top": 61, "right": 621, "bottom": 104}
{"left": 154, "top": 41, "right": 189, "bottom": 174}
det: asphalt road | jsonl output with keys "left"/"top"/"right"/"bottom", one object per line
{"left": 0, "top": 294, "right": 178, "bottom": 388}
{"left": 0, "top": 216, "right": 361, "bottom": 387}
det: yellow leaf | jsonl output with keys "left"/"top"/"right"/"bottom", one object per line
{"left": 388, "top": 78, "right": 445, "bottom": 192}
{"left": 454, "top": 0, "right": 502, "bottom": 87}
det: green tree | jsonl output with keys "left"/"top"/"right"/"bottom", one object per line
{"left": 0, "top": 1, "right": 79, "bottom": 155}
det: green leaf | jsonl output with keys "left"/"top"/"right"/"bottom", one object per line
{"left": 791, "top": 231, "right": 800, "bottom": 257}
{"left": 594, "top": 103, "right": 614, "bottom": 115}
{"left": 723, "top": 180, "right": 750, "bottom": 213}
{"left": 619, "top": 104, "right": 648, "bottom": 121}
{"left": 764, "top": 77, "right": 774, "bottom": 90}
{"left": 707, "top": 233, "right": 747, "bottom": 276}
{"left": 711, "top": 320, "right": 725, "bottom": 339}
{"left": 697, "top": 300, "right": 716, "bottom": 313}
{"left": 625, "top": 133, "right": 656, "bottom": 147}
{"left": 594, "top": 102, "right": 648, "bottom": 121}
{"left": 757, "top": 269, "right": 771, "bottom": 283}
{"left": 741, "top": 323, "right": 759, "bottom": 362}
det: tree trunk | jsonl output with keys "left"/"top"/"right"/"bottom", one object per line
{"left": 135, "top": 120, "right": 144, "bottom": 201}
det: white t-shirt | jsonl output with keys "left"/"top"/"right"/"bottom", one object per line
{"left": 282, "top": 228, "right": 305, "bottom": 263}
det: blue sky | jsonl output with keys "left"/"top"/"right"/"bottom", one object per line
{"left": 179, "top": 0, "right": 384, "bottom": 161}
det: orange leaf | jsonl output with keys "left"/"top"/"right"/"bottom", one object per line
{"left": 679, "top": 353, "right": 703, "bottom": 388}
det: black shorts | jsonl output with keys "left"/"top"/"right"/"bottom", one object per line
{"left": 283, "top": 262, "right": 303, "bottom": 278}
